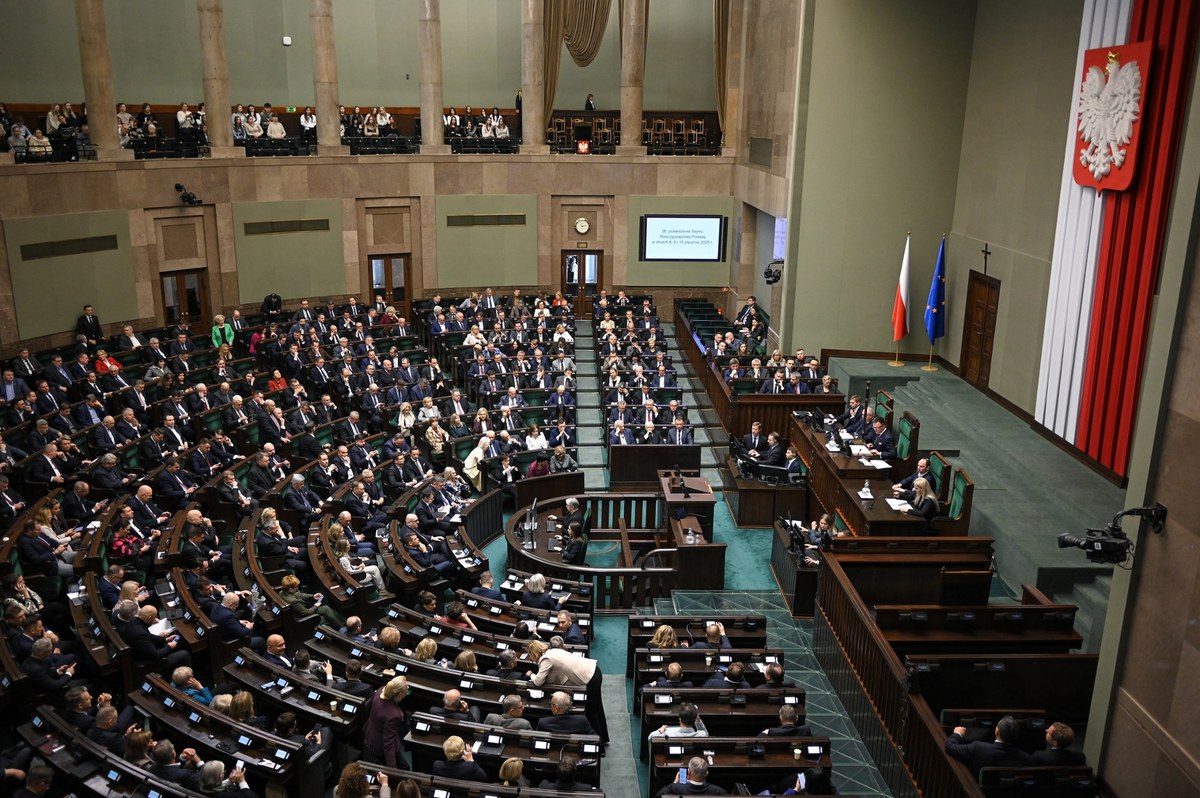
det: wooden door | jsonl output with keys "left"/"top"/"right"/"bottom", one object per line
{"left": 561, "top": 250, "right": 603, "bottom": 319}
{"left": 161, "top": 269, "right": 211, "bottom": 327}
{"left": 960, "top": 271, "right": 1000, "bottom": 389}
{"left": 368, "top": 254, "right": 412, "bottom": 319}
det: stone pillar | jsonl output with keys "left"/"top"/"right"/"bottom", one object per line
{"left": 418, "top": 0, "right": 450, "bottom": 154}
{"left": 722, "top": 0, "right": 747, "bottom": 156}
{"left": 521, "top": 0, "right": 548, "bottom": 153}
{"left": 310, "top": 0, "right": 346, "bottom": 154}
{"left": 74, "top": 0, "right": 129, "bottom": 159}
{"left": 618, "top": 0, "right": 647, "bottom": 155}
{"left": 197, "top": 0, "right": 234, "bottom": 155}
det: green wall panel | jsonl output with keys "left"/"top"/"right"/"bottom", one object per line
{"left": 4, "top": 211, "right": 137, "bottom": 340}
{"left": 434, "top": 195, "right": 538, "bottom": 288}
{"left": 232, "top": 200, "right": 346, "bottom": 304}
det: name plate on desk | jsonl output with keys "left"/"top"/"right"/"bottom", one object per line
{"left": 654, "top": 694, "right": 673, "bottom": 705}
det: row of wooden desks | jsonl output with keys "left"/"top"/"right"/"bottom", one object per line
{"left": 792, "top": 418, "right": 928, "bottom": 536}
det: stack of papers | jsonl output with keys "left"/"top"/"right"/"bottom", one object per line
{"left": 850, "top": 444, "right": 870, "bottom": 456}
{"left": 858, "top": 459, "right": 892, "bottom": 469}
{"left": 886, "top": 498, "right": 913, "bottom": 512}
{"left": 838, "top": 429, "right": 853, "bottom": 440}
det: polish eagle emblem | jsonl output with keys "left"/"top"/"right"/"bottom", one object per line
{"left": 1074, "top": 44, "right": 1151, "bottom": 191}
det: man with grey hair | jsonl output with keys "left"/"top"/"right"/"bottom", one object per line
{"left": 283, "top": 473, "right": 323, "bottom": 528}
{"left": 656, "top": 756, "right": 724, "bottom": 796}
{"left": 150, "top": 738, "right": 204, "bottom": 790}
{"left": 482, "top": 693, "right": 532, "bottom": 730}
{"left": 536, "top": 691, "right": 595, "bottom": 735}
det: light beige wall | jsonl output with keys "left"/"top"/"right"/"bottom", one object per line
{"left": 231, "top": 199, "right": 346, "bottom": 303}
{"left": 943, "top": 0, "right": 1083, "bottom": 412}
{"left": 782, "top": 0, "right": 975, "bottom": 353}
{"left": 626, "top": 195, "right": 734, "bottom": 286}
{"left": 2, "top": 211, "right": 138, "bottom": 340}
{"left": 554, "top": 1, "right": 621, "bottom": 113}
{"left": 434, "top": 194, "right": 539, "bottom": 287}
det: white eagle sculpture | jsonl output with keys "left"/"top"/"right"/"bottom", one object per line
{"left": 1078, "top": 52, "right": 1142, "bottom": 180}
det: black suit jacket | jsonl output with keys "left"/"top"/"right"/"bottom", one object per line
{"left": 945, "top": 734, "right": 1035, "bottom": 777}
{"left": 1032, "top": 748, "right": 1086, "bottom": 767}
{"left": 537, "top": 713, "right": 596, "bottom": 735}
{"left": 120, "top": 617, "right": 174, "bottom": 664}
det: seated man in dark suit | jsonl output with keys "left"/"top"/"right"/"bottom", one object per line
{"left": 892, "top": 457, "right": 935, "bottom": 499}
{"left": 149, "top": 738, "right": 204, "bottom": 790}
{"left": 665, "top": 417, "right": 694, "bottom": 446}
{"left": 470, "top": 571, "right": 505, "bottom": 601}
{"left": 756, "top": 662, "right": 797, "bottom": 689}
{"left": 701, "top": 661, "right": 752, "bottom": 689}
{"left": 536, "top": 691, "right": 596, "bottom": 735}
{"left": 485, "top": 650, "right": 525, "bottom": 682}
{"left": 646, "top": 661, "right": 694, "bottom": 690}
{"left": 428, "top": 688, "right": 481, "bottom": 723}
{"left": 19, "top": 638, "right": 78, "bottom": 692}
{"left": 691, "top": 622, "right": 732, "bottom": 650}
{"left": 759, "top": 704, "right": 812, "bottom": 736}
{"left": 1033, "top": 721, "right": 1087, "bottom": 767}
{"left": 209, "top": 591, "right": 263, "bottom": 651}
{"left": 340, "top": 659, "right": 376, "bottom": 698}
{"left": 120, "top": 604, "right": 192, "bottom": 672}
{"left": 753, "top": 432, "right": 785, "bottom": 466}
{"left": 866, "top": 418, "right": 897, "bottom": 460}
{"left": 945, "top": 715, "right": 1035, "bottom": 778}
{"left": 656, "top": 756, "right": 724, "bottom": 796}
{"left": 553, "top": 609, "right": 587, "bottom": 645}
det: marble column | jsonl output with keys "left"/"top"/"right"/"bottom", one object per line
{"left": 521, "top": 0, "right": 548, "bottom": 153}
{"left": 310, "top": 0, "right": 346, "bottom": 153}
{"left": 418, "top": 0, "right": 450, "bottom": 154}
{"left": 197, "top": 0, "right": 234, "bottom": 155}
{"left": 618, "top": 0, "right": 647, "bottom": 155}
{"left": 74, "top": 0, "right": 127, "bottom": 159}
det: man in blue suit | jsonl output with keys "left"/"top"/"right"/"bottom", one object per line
{"left": 471, "top": 571, "right": 506, "bottom": 601}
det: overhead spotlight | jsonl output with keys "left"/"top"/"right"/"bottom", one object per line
{"left": 175, "top": 183, "right": 203, "bottom": 206}
{"left": 764, "top": 259, "right": 783, "bottom": 286}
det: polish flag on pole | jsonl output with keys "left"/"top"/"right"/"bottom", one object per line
{"left": 892, "top": 234, "right": 910, "bottom": 342}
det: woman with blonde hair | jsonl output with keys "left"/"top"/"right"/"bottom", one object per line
{"left": 498, "top": 756, "right": 529, "bottom": 787}
{"left": 648, "top": 624, "right": 680, "bottom": 650}
{"left": 905, "top": 477, "right": 940, "bottom": 527}
{"left": 363, "top": 675, "right": 410, "bottom": 768}
{"left": 454, "top": 650, "right": 478, "bottom": 673}
{"left": 228, "top": 690, "right": 268, "bottom": 729}
{"left": 279, "top": 573, "right": 345, "bottom": 627}
{"left": 394, "top": 401, "right": 417, "bottom": 438}
{"left": 211, "top": 314, "right": 235, "bottom": 350}
{"left": 334, "top": 537, "right": 387, "bottom": 596}
{"left": 411, "top": 637, "right": 438, "bottom": 662}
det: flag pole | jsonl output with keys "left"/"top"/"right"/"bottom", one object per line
{"left": 889, "top": 232, "right": 910, "bottom": 367}
{"left": 921, "top": 345, "right": 938, "bottom": 372}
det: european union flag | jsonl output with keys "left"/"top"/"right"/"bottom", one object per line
{"left": 924, "top": 239, "right": 946, "bottom": 345}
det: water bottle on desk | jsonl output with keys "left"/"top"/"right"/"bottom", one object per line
{"left": 685, "top": 528, "right": 696, "bottom": 545}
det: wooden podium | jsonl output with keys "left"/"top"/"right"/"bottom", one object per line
{"left": 658, "top": 469, "right": 717, "bottom": 537}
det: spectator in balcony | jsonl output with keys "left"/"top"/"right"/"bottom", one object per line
{"left": 7, "top": 119, "right": 28, "bottom": 151}
{"left": 266, "top": 115, "right": 286, "bottom": 140}
{"left": 300, "top": 107, "right": 317, "bottom": 143}
{"left": 137, "top": 102, "right": 157, "bottom": 132}
{"left": 231, "top": 114, "right": 246, "bottom": 143}
{"left": 230, "top": 104, "right": 245, "bottom": 129}
{"left": 362, "top": 112, "right": 379, "bottom": 137}
{"left": 377, "top": 107, "right": 394, "bottom": 136}
{"left": 45, "top": 103, "right": 63, "bottom": 135}
{"left": 26, "top": 129, "right": 52, "bottom": 156}
{"left": 176, "top": 102, "right": 194, "bottom": 139}
{"left": 115, "top": 102, "right": 133, "bottom": 130}
{"left": 244, "top": 113, "right": 263, "bottom": 138}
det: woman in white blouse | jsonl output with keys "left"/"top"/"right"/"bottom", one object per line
{"left": 524, "top": 423, "right": 548, "bottom": 451}
{"left": 552, "top": 323, "right": 574, "bottom": 346}
{"left": 532, "top": 301, "right": 551, "bottom": 320}
{"left": 495, "top": 119, "right": 511, "bottom": 139}
{"left": 462, "top": 325, "right": 486, "bottom": 347}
